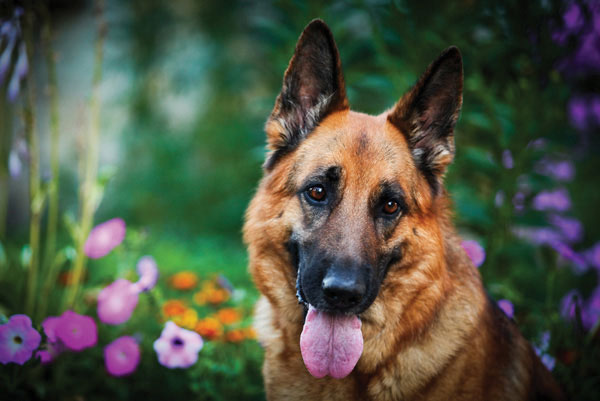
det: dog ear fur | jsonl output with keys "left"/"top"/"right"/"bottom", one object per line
{"left": 388, "top": 47, "right": 463, "bottom": 194}
{"left": 264, "top": 19, "right": 349, "bottom": 170}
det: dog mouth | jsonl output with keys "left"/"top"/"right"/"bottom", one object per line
{"left": 299, "top": 304, "right": 363, "bottom": 379}
{"left": 296, "top": 275, "right": 364, "bottom": 379}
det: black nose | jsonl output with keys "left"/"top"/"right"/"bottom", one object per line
{"left": 321, "top": 265, "right": 366, "bottom": 310}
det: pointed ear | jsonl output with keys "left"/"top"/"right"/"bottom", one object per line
{"left": 388, "top": 46, "right": 463, "bottom": 193}
{"left": 264, "top": 19, "right": 349, "bottom": 170}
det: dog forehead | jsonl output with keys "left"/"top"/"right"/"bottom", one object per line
{"left": 293, "top": 110, "right": 414, "bottom": 183}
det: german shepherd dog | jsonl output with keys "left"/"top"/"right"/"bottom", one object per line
{"left": 243, "top": 19, "right": 565, "bottom": 401}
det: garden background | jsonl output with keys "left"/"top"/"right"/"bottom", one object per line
{"left": 1, "top": 0, "right": 599, "bottom": 400}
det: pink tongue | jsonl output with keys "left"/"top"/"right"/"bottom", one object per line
{"left": 300, "top": 305, "right": 363, "bottom": 379}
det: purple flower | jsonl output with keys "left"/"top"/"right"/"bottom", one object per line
{"left": 568, "top": 96, "right": 589, "bottom": 130}
{"left": 217, "top": 274, "right": 234, "bottom": 294}
{"left": 582, "top": 286, "right": 600, "bottom": 330}
{"left": 497, "top": 299, "right": 514, "bottom": 319}
{"left": 548, "top": 214, "right": 583, "bottom": 243}
{"left": 55, "top": 310, "right": 97, "bottom": 351}
{"left": 132, "top": 256, "right": 159, "bottom": 292}
{"left": 535, "top": 159, "right": 575, "bottom": 182}
{"left": 104, "top": 336, "right": 140, "bottom": 377}
{"left": 590, "top": 96, "right": 600, "bottom": 126}
{"left": 512, "top": 191, "right": 526, "bottom": 213}
{"left": 494, "top": 190, "right": 505, "bottom": 207}
{"left": 527, "top": 138, "right": 547, "bottom": 150}
{"left": 560, "top": 289, "right": 583, "bottom": 321}
{"left": 502, "top": 149, "right": 514, "bottom": 169}
{"left": 8, "top": 150, "right": 22, "bottom": 178}
{"left": 540, "top": 353, "right": 556, "bottom": 371}
{"left": 512, "top": 227, "right": 563, "bottom": 246}
{"left": 97, "top": 279, "right": 139, "bottom": 325}
{"left": 585, "top": 242, "right": 600, "bottom": 270}
{"left": 42, "top": 316, "right": 61, "bottom": 343}
{"left": 84, "top": 218, "right": 126, "bottom": 259}
{"left": 153, "top": 321, "right": 203, "bottom": 368}
{"left": 35, "top": 350, "right": 52, "bottom": 364}
{"left": 461, "top": 240, "right": 486, "bottom": 268}
{"left": 0, "top": 314, "right": 41, "bottom": 365}
{"left": 532, "top": 188, "right": 571, "bottom": 212}
{"left": 549, "top": 241, "right": 588, "bottom": 274}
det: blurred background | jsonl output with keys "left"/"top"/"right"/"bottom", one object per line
{"left": 1, "top": 0, "right": 599, "bottom": 399}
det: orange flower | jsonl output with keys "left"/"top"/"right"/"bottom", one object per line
{"left": 225, "top": 329, "right": 245, "bottom": 343}
{"left": 172, "top": 308, "right": 198, "bottom": 330}
{"left": 169, "top": 271, "right": 199, "bottom": 290}
{"left": 217, "top": 308, "right": 241, "bottom": 325}
{"left": 193, "top": 290, "right": 207, "bottom": 306}
{"left": 206, "top": 288, "right": 229, "bottom": 305}
{"left": 195, "top": 317, "right": 223, "bottom": 340}
{"left": 163, "top": 300, "right": 187, "bottom": 317}
{"left": 243, "top": 327, "right": 257, "bottom": 340}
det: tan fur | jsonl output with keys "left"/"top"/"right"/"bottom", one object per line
{"left": 244, "top": 22, "right": 564, "bottom": 401}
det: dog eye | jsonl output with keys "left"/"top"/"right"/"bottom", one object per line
{"left": 306, "top": 185, "right": 327, "bottom": 202}
{"left": 383, "top": 200, "right": 399, "bottom": 215}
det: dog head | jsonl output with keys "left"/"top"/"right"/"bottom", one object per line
{"left": 245, "top": 19, "right": 463, "bottom": 378}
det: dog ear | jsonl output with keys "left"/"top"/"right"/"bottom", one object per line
{"left": 388, "top": 47, "right": 463, "bottom": 194}
{"left": 263, "top": 19, "right": 349, "bottom": 170}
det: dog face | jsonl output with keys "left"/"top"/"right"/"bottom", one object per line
{"left": 245, "top": 19, "right": 463, "bottom": 379}
{"left": 261, "top": 20, "right": 462, "bottom": 315}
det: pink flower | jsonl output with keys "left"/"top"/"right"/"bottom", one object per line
{"left": 97, "top": 279, "right": 139, "bottom": 325}
{"left": 104, "top": 336, "right": 140, "bottom": 377}
{"left": 84, "top": 218, "right": 126, "bottom": 259}
{"left": 497, "top": 299, "right": 514, "bottom": 319}
{"left": 41, "top": 316, "right": 61, "bottom": 343}
{"left": 35, "top": 350, "right": 52, "bottom": 364}
{"left": 153, "top": 321, "right": 203, "bottom": 368}
{"left": 0, "top": 314, "right": 41, "bottom": 365}
{"left": 462, "top": 240, "right": 486, "bottom": 268}
{"left": 55, "top": 310, "right": 97, "bottom": 351}
{"left": 132, "top": 256, "right": 159, "bottom": 292}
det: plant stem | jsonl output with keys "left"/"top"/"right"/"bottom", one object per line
{"left": 24, "top": 6, "right": 44, "bottom": 317}
{"left": 0, "top": 94, "right": 9, "bottom": 242}
{"left": 64, "top": 0, "right": 106, "bottom": 309}
{"left": 42, "top": 4, "right": 61, "bottom": 287}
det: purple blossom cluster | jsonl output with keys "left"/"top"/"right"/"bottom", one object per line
{"left": 0, "top": 8, "right": 28, "bottom": 102}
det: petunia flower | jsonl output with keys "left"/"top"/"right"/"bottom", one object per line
{"left": 497, "top": 299, "right": 514, "bottom": 319}
{"left": 35, "top": 350, "right": 53, "bottom": 364}
{"left": 461, "top": 240, "right": 486, "bottom": 268}
{"left": 55, "top": 310, "right": 97, "bottom": 351}
{"left": 132, "top": 256, "right": 159, "bottom": 292}
{"left": 84, "top": 218, "right": 126, "bottom": 259}
{"left": 97, "top": 279, "right": 139, "bottom": 325}
{"left": 153, "top": 321, "right": 203, "bottom": 368}
{"left": 0, "top": 314, "right": 41, "bottom": 365}
{"left": 42, "top": 316, "right": 61, "bottom": 343}
{"left": 104, "top": 336, "right": 140, "bottom": 377}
